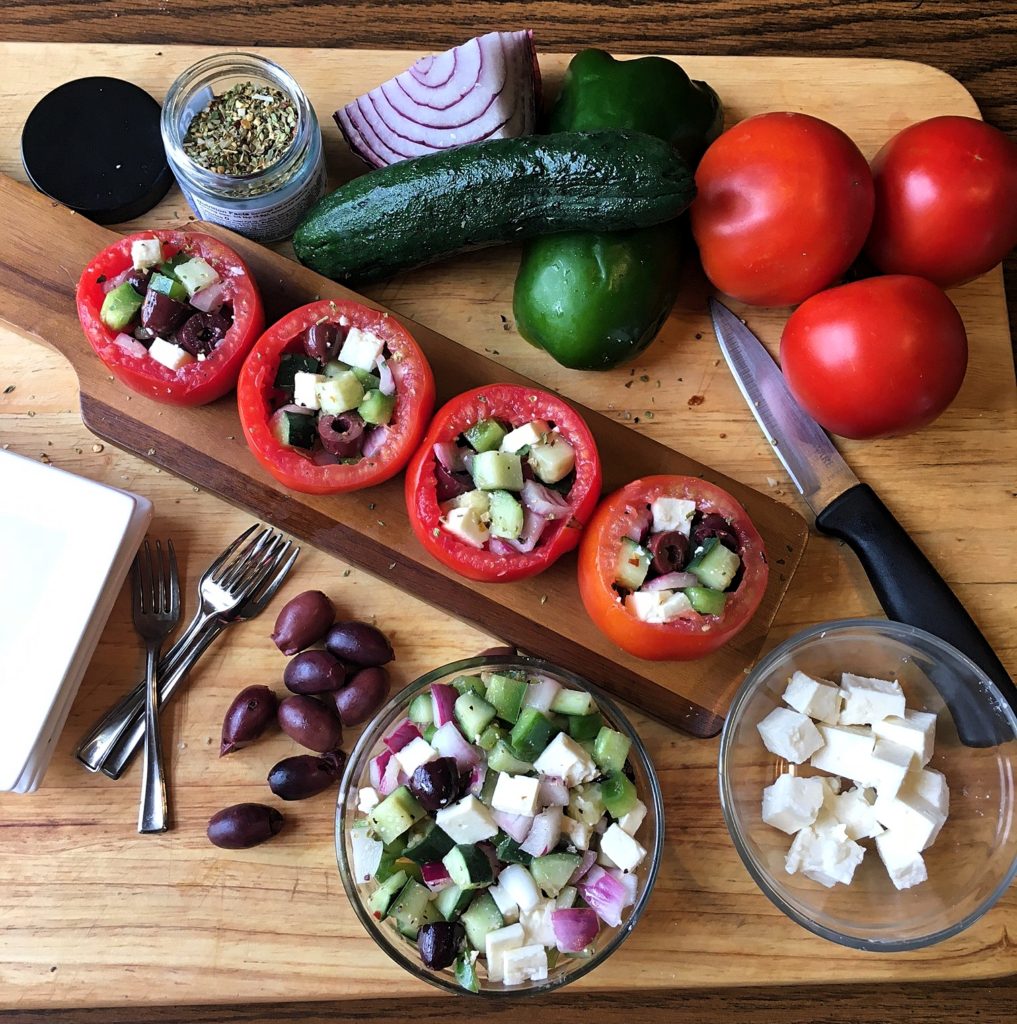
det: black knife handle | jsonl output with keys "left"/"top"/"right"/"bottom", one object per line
{"left": 816, "top": 483, "right": 1017, "bottom": 744}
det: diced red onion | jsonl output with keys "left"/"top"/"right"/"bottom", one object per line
{"left": 577, "top": 866, "right": 628, "bottom": 928}
{"left": 568, "top": 849, "right": 597, "bottom": 885}
{"left": 492, "top": 809, "right": 532, "bottom": 844}
{"left": 623, "top": 504, "right": 653, "bottom": 543}
{"left": 433, "top": 442, "right": 468, "bottom": 473}
{"left": 113, "top": 332, "right": 149, "bottom": 359}
{"left": 468, "top": 761, "right": 487, "bottom": 797}
{"left": 368, "top": 749, "right": 392, "bottom": 789}
{"left": 376, "top": 357, "right": 396, "bottom": 397}
{"left": 103, "top": 267, "right": 133, "bottom": 293}
{"left": 189, "top": 280, "right": 227, "bottom": 313}
{"left": 421, "top": 861, "right": 453, "bottom": 893}
{"left": 334, "top": 30, "right": 540, "bottom": 169}
{"left": 487, "top": 537, "right": 515, "bottom": 556}
{"left": 524, "top": 675, "right": 560, "bottom": 713}
{"left": 430, "top": 683, "right": 457, "bottom": 727}
{"left": 608, "top": 867, "right": 638, "bottom": 907}
{"left": 310, "top": 446, "right": 342, "bottom": 466}
{"left": 537, "top": 775, "right": 569, "bottom": 808}
{"left": 383, "top": 718, "right": 421, "bottom": 753}
{"left": 379, "top": 753, "right": 407, "bottom": 796}
{"left": 521, "top": 806, "right": 563, "bottom": 857}
{"left": 551, "top": 908, "right": 600, "bottom": 952}
{"left": 430, "top": 721, "right": 480, "bottom": 771}
{"left": 593, "top": 816, "right": 609, "bottom": 835}
{"left": 642, "top": 571, "right": 698, "bottom": 591}
{"left": 362, "top": 426, "right": 389, "bottom": 458}
{"left": 501, "top": 508, "right": 549, "bottom": 554}
{"left": 521, "top": 479, "right": 571, "bottom": 519}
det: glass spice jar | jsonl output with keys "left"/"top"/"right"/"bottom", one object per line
{"left": 161, "top": 52, "right": 326, "bottom": 243}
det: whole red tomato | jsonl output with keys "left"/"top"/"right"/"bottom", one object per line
{"left": 691, "top": 112, "right": 874, "bottom": 307}
{"left": 780, "top": 275, "right": 967, "bottom": 440}
{"left": 865, "top": 115, "right": 1017, "bottom": 288}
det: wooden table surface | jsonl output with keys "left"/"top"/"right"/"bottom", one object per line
{"left": 2, "top": 2, "right": 1016, "bottom": 1022}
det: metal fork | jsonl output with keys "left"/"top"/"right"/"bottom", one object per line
{"left": 132, "top": 539, "right": 181, "bottom": 835}
{"left": 75, "top": 525, "right": 296, "bottom": 778}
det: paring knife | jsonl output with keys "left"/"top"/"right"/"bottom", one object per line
{"left": 709, "top": 298, "right": 1017, "bottom": 745}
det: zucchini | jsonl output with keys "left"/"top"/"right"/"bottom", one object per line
{"left": 294, "top": 130, "right": 695, "bottom": 284}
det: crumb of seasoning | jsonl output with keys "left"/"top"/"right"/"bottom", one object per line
{"left": 74, "top": 447, "right": 82, "bottom": 454}
{"left": 639, "top": 374, "right": 649, "bottom": 383}
{"left": 27, "top": 410, "right": 35, "bottom": 418}
{"left": 192, "top": 486, "right": 200, "bottom": 492}
{"left": 39, "top": 453, "right": 50, "bottom": 464}
{"left": 719, "top": 433, "right": 727, "bottom": 439}
{"left": 1, "top": 444, "right": 8, "bottom": 450}
{"left": 368, "top": 502, "right": 376, "bottom": 510}
{"left": 645, "top": 411, "right": 654, "bottom": 419}
{"left": 624, "top": 380, "right": 634, "bottom": 389}
{"left": 540, "top": 594, "right": 548, "bottom": 605}
{"left": 147, "top": 447, "right": 156, "bottom": 456}
{"left": 388, "top": 562, "right": 396, "bottom": 570}
{"left": 343, "top": 569, "right": 351, "bottom": 577}
{"left": 688, "top": 395, "right": 705, "bottom": 407}
{"left": 695, "top": 333, "right": 702, "bottom": 340}
{"left": 92, "top": 443, "right": 104, "bottom": 453}
{"left": 376, "top": 520, "right": 385, "bottom": 527}
{"left": 2, "top": 384, "right": 14, "bottom": 394}
{"left": 633, "top": 416, "right": 641, "bottom": 424}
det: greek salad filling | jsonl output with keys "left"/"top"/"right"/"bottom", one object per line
{"left": 269, "top": 320, "right": 396, "bottom": 465}
{"left": 434, "top": 419, "right": 577, "bottom": 554}
{"left": 615, "top": 498, "right": 744, "bottom": 622}
{"left": 349, "top": 670, "right": 648, "bottom": 990}
{"left": 98, "top": 236, "right": 235, "bottom": 370}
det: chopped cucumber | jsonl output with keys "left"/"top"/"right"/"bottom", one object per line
{"left": 688, "top": 536, "right": 741, "bottom": 591}
{"left": 480, "top": 768, "right": 500, "bottom": 805}
{"left": 422, "top": 723, "right": 437, "bottom": 743}
{"left": 369, "top": 785, "right": 426, "bottom": 845}
{"left": 493, "top": 831, "right": 532, "bottom": 866}
{"left": 556, "top": 885, "right": 578, "bottom": 909}
{"left": 374, "top": 848, "right": 402, "bottom": 883}
{"left": 486, "top": 674, "right": 528, "bottom": 725}
{"left": 148, "top": 272, "right": 188, "bottom": 303}
{"left": 317, "top": 370, "right": 364, "bottom": 415}
{"left": 550, "top": 689, "right": 597, "bottom": 717}
{"left": 616, "top": 537, "right": 650, "bottom": 590}
{"left": 461, "top": 891, "right": 504, "bottom": 950}
{"left": 435, "top": 882, "right": 474, "bottom": 921}
{"left": 487, "top": 740, "right": 532, "bottom": 775}
{"left": 403, "top": 820, "right": 455, "bottom": 864}
{"left": 488, "top": 490, "right": 524, "bottom": 540}
{"left": 454, "top": 691, "right": 497, "bottom": 742}
{"left": 408, "top": 692, "right": 434, "bottom": 726}
{"left": 455, "top": 952, "right": 480, "bottom": 993}
{"left": 390, "top": 878, "right": 432, "bottom": 938}
{"left": 352, "top": 366, "right": 382, "bottom": 390}
{"left": 567, "top": 711, "right": 604, "bottom": 742}
{"left": 323, "top": 359, "right": 353, "bottom": 379}
{"left": 359, "top": 388, "right": 396, "bottom": 426}
{"left": 274, "top": 353, "right": 321, "bottom": 391}
{"left": 100, "top": 283, "right": 144, "bottom": 331}
{"left": 601, "top": 771, "right": 639, "bottom": 818}
{"left": 471, "top": 450, "right": 524, "bottom": 492}
{"left": 684, "top": 585, "right": 727, "bottom": 615}
{"left": 398, "top": 858, "right": 424, "bottom": 883}
{"left": 568, "top": 783, "right": 605, "bottom": 827}
{"left": 530, "top": 853, "right": 582, "bottom": 898}
{"left": 477, "top": 724, "right": 507, "bottom": 752}
{"left": 464, "top": 419, "right": 507, "bottom": 453}
{"left": 593, "top": 727, "right": 632, "bottom": 774}
{"left": 173, "top": 256, "right": 218, "bottom": 297}
{"left": 367, "top": 869, "right": 407, "bottom": 919}
{"left": 157, "top": 252, "right": 189, "bottom": 279}
{"left": 510, "top": 707, "right": 555, "bottom": 762}
{"left": 452, "top": 674, "right": 486, "bottom": 697}
{"left": 446, "top": 490, "right": 491, "bottom": 519}
{"left": 271, "top": 410, "right": 316, "bottom": 450}
{"left": 443, "top": 844, "right": 494, "bottom": 891}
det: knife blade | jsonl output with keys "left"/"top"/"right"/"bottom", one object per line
{"left": 709, "top": 298, "right": 1017, "bottom": 742}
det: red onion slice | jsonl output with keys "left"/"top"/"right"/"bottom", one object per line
{"left": 362, "top": 425, "right": 389, "bottom": 458}
{"left": 487, "top": 537, "right": 516, "bottom": 556}
{"left": 577, "top": 866, "right": 628, "bottom": 928}
{"left": 376, "top": 357, "right": 396, "bottom": 397}
{"left": 430, "top": 721, "right": 481, "bottom": 771}
{"left": 500, "top": 508, "right": 549, "bottom": 553}
{"left": 492, "top": 809, "right": 533, "bottom": 844}
{"left": 433, "top": 442, "right": 468, "bottom": 472}
{"left": 369, "top": 750, "right": 392, "bottom": 789}
{"left": 608, "top": 867, "right": 638, "bottom": 907}
{"left": 524, "top": 675, "right": 560, "bottom": 712}
{"left": 521, "top": 806, "right": 563, "bottom": 857}
{"left": 551, "top": 908, "right": 600, "bottom": 952}
{"left": 468, "top": 761, "right": 488, "bottom": 797}
{"left": 421, "top": 861, "right": 453, "bottom": 893}
{"left": 568, "top": 849, "right": 597, "bottom": 885}
{"left": 383, "top": 717, "right": 421, "bottom": 753}
{"left": 430, "top": 683, "right": 457, "bottom": 727}
{"left": 103, "top": 267, "right": 134, "bottom": 294}
{"left": 642, "top": 571, "right": 698, "bottom": 591}
{"left": 335, "top": 31, "right": 540, "bottom": 168}
{"left": 113, "top": 332, "right": 149, "bottom": 359}
{"left": 537, "top": 774, "right": 569, "bottom": 807}
{"left": 623, "top": 504, "right": 652, "bottom": 543}
{"left": 380, "top": 752, "right": 406, "bottom": 796}
{"left": 521, "top": 479, "right": 571, "bottom": 519}
{"left": 189, "top": 280, "right": 227, "bottom": 314}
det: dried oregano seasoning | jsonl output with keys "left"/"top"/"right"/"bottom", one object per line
{"left": 183, "top": 82, "right": 298, "bottom": 176}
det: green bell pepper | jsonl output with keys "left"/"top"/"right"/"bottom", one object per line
{"left": 513, "top": 50, "right": 723, "bottom": 371}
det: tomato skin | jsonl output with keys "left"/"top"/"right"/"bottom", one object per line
{"left": 237, "top": 301, "right": 435, "bottom": 494}
{"left": 578, "top": 476, "right": 768, "bottom": 661}
{"left": 865, "top": 115, "right": 1017, "bottom": 288}
{"left": 76, "top": 230, "right": 264, "bottom": 406}
{"left": 780, "top": 275, "right": 967, "bottom": 440}
{"left": 691, "top": 112, "right": 874, "bottom": 307}
{"left": 405, "top": 384, "right": 602, "bottom": 583}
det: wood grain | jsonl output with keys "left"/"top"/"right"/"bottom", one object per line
{"left": 0, "top": 32, "right": 1016, "bottom": 1022}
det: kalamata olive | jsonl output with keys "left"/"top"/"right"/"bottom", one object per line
{"left": 435, "top": 463, "right": 471, "bottom": 503}
{"left": 176, "top": 310, "right": 232, "bottom": 357}
{"left": 207, "top": 803, "right": 283, "bottom": 849}
{"left": 277, "top": 694, "right": 342, "bottom": 752}
{"left": 325, "top": 621, "right": 394, "bottom": 667}
{"left": 408, "top": 756, "right": 461, "bottom": 812}
{"left": 303, "top": 322, "right": 343, "bottom": 362}
{"left": 283, "top": 649, "right": 346, "bottom": 694}
{"left": 125, "top": 268, "right": 151, "bottom": 293}
{"left": 141, "top": 288, "right": 189, "bottom": 336}
{"left": 648, "top": 530, "right": 691, "bottom": 574}
{"left": 479, "top": 645, "right": 517, "bottom": 658}
{"left": 220, "top": 684, "right": 279, "bottom": 756}
{"left": 332, "top": 666, "right": 389, "bottom": 726}
{"left": 690, "top": 512, "right": 740, "bottom": 553}
{"left": 418, "top": 921, "right": 466, "bottom": 971}
{"left": 271, "top": 590, "right": 335, "bottom": 654}
{"left": 318, "top": 411, "right": 365, "bottom": 457}
{"left": 267, "top": 751, "right": 346, "bottom": 800}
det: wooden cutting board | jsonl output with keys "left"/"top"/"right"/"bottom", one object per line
{"left": 1, "top": 44, "right": 1016, "bottom": 1010}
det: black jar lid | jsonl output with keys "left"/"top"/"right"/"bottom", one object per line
{"left": 21, "top": 76, "right": 174, "bottom": 224}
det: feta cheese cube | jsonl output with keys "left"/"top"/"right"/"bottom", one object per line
{"left": 903, "top": 767, "right": 949, "bottom": 817}
{"left": 872, "top": 789, "right": 946, "bottom": 851}
{"left": 650, "top": 496, "right": 697, "bottom": 537}
{"left": 147, "top": 337, "right": 195, "bottom": 371}
{"left": 441, "top": 506, "right": 490, "bottom": 548}
{"left": 292, "top": 370, "right": 326, "bottom": 410}
{"left": 435, "top": 794, "right": 498, "bottom": 844}
{"left": 502, "top": 944, "right": 548, "bottom": 986}
{"left": 520, "top": 898, "right": 556, "bottom": 947}
{"left": 442, "top": 489, "right": 491, "bottom": 519}
{"left": 393, "top": 736, "right": 438, "bottom": 777}
{"left": 599, "top": 823, "right": 647, "bottom": 872}
{"left": 533, "top": 733, "right": 599, "bottom": 787}
{"left": 337, "top": 326, "right": 385, "bottom": 371}
{"left": 809, "top": 723, "right": 875, "bottom": 781}
{"left": 784, "top": 824, "right": 866, "bottom": 888}
{"left": 618, "top": 799, "right": 647, "bottom": 837}
{"left": 838, "top": 673, "right": 906, "bottom": 726}
{"left": 625, "top": 590, "right": 666, "bottom": 622}
{"left": 757, "top": 707, "right": 825, "bottom": 764}
{"left": 782, "top": 671, "right": 842, "bottom": 725}
{"left": 485, "top": 923, "right": 525, "bottom": 983}
{"left": 349, "top": 827, "right": 383, "bottom": 882}
{"left": 500, "top": 420, "right": 550, "bottom": 453}
{"left": 561, "top": 814, "right": 592, "bottom": 851}
{"left": 828, "top": 785, "right": 883, "bottom": 840}
{"left": 174, "top": 257, "right": 219, "bottom": 296}
{"left": 488, "top": 881, "right": 520, "bottom": 924}
{"left": 762, "top": 773, "right": 825, "bottom": 834}
{"left": 131, "top": 236, "right": 162, "bottom": 270}
{"left": 658, "top": 590, "right": 695, "bottom": 622}
{"left": 867, "top": 738, "right": 917, "bottom": 799}
{"left": 491, "top": 773, "right": 541, "bottom": 817}
{"left": 875, "top": 829, "right": 928, "bottom": 890}
{"left": 497, "top": 864, "right": 541, "bottom": 912}
{"left": 357, "top": 786, "right": 380, "bottom": 814}
{"left": 872, "top": 709, "right": 937, "bottom": 766}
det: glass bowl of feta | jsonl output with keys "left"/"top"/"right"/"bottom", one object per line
{"left": 336, "top": 655, "right": 663, "bottom": 994}
{"left": 719, "top": 618, "right": 1017, "bottom": 951}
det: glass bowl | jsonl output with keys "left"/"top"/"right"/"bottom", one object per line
{"left": 336, "top": 655, "right": 664, "bottom": 995}
{"left": 719, "top": 618, "right": 1017, "bottom": 951}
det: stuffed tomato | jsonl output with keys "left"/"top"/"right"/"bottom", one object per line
{"left": 76, "top": 230, "right": 264, "bottom": 405}
{"left": 578, "top": 475, "right": 768, "bottom": 660}
{"left": 237, "top": 300, "right": 435, "bottom": 494}
{"left": 405, "top": 384, "right": 602, "bottom": 583}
